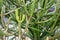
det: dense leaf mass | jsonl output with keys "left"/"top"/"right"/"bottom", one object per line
{"left": 0, "top": 0, "right": 60, "bottom": 40}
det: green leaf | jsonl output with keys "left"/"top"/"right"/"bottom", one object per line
{"left": 0, "top": 29, "right": 4, "bottom": 37}
{"left": 0, "top": 0, "right": 3, "bottom": 9}
{"left": 15, "top": 9, "right": 20, "bottom": 22}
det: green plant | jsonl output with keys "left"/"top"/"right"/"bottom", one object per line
{"left": 0, "top": 0, "right": 60, "bottom": 40}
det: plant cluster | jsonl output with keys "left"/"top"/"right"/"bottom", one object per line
{"left": 0, "top": 0, "right": 60, "bottom": 40}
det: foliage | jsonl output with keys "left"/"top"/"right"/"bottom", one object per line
{"left": 0, "top": 0, "right": 60, "bottom": 40}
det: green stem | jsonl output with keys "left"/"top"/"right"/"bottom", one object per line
{"left": 18, "top": 22, "right": 21, "bottom": 40}
{"left": 1, "top": 6, "right": 6, "bottom": 28}
{"left": 37, "top": 9, "right": 40, "bottom": 40}
{"left": 23, "top": 0, "right": 29, "bottom": 16}
{"left": 25, "top": 15, "right": 29, "bottom": 40}
{"left": 6, "top": 17, "right": 11, "bottom": 32}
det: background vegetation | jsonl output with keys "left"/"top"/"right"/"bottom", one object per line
{"left": 0, "top": 0, "right": 60, "bottom": 40}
